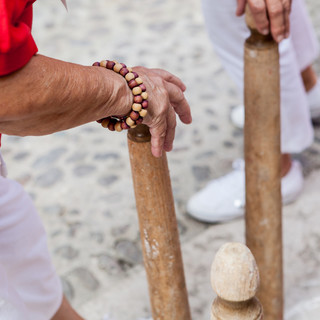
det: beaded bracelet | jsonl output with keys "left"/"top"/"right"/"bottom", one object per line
{"left": 93, "top": 60, "right": 148, "bottom": 132}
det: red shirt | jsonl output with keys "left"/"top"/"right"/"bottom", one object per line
{"left": 0, "top": 0, "right": 37, "bottom": 76}
{"left": 0, "top": 0, "right": 37, "bottom": 145}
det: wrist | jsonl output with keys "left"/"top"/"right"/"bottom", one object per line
{"left": 99, "top": 66, "right": 133, "bottom": 117}
{"left": 94, "top": 60, "right": 148, "bottom": 131}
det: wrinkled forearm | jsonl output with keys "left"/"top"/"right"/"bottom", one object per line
{"left": 0, "top": 54, "right": 132, "bottom": 136}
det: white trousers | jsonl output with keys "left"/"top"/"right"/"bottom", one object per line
{"left": 0, "top": 152, "right": 62, "bottom": 320}
{"left": 202, "top": 0, "right": 319, "bottom": 153}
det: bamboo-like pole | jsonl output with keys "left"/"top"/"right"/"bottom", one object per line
{"left": 211, "top": 242, "right": 263, "bottom": 320}
{"left": 244, "top": 8, "right": 283, "bottom": 320}
{"left": 127, "top": 124, "right": 191, "bottom": 320}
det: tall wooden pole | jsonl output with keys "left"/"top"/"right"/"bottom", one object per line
{"left": 127, "top": 124, "right": 192, "bottom": 320}
{"left": 244, "top": 8, "right": 283, "bottom": 320}
{"left": 211, "top": 243, "right": 263, "bottom": 320}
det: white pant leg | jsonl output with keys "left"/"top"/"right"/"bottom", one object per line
{"left": 0, "top": 152, "right": 63, "bottom": 320}
{"left": 290, "top": 0, "right": 319, "bottom": 71}
{"left": 202, "top": 0, "right": 314, "bottom": 153}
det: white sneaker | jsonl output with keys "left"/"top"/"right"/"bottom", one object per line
{"left": 187, "top": 159, "right": 303, "bottom": 223}
{"left": 230, "top": 81, "right": 320, "bottom": 129}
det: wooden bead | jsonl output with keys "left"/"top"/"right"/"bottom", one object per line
{"left": 142, "top": 100, "right": 148, "bottom": 109}
{"left": 94, "top": 60, "right": 148, "bottom": 132}
{"left": 106, "top": 60, "right": 116, "bottom": 70}
{"left": 132, "top": 103, "right": 142, "bottom": 112}
{"left": 128, "top": 79, "right": 138, "bottom": 89}
{"left": 134, "top": 95, "right": 143, "bottom": 103}
{"left": 101, "top": 118, "right": 110, "bottom": 128}
{"left": 136, "top": 117, "right": 143, "bottom": 124}
{"left": 120, "top": 68, "right": 129, "bottom": 76}
{"left": 107, "top": 122, "right": 115, "bottom": 131}
{"left": 125, "top": 72, "right": 135, "bottom": 82}
{"left": 121, "top": 121, "right": 130, "bottom": 129}
{"left": 130, "top": 111, "right": 140, "bottom": 121}
{"left": 113, "top": 63, "right": 123, "bottom": 73}
{"left": 100, "top": 60, "right": 107, "bottom": 67}
{"left": 135, "top": 77, "right": 143, "bottom": 85}
{"left": 139, "top": 109, "right": 148, "bottom": 118}
{"left": 126, "top": 117, "right": 135, "bottom": 127}
{"left": 115, "top": 122, "right": 123, "bottom": 132}
{"left": 132, "top": 87, "right": 142, "bottom": 95}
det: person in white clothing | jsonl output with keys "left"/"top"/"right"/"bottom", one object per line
{"left": 187, "top": 0, "right": 320, "bottom": 223}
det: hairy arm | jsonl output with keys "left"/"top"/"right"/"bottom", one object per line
{"left": 0, "top": 55, "right": 192, "bottom": 157}
{"left": 0, "top": 54, "right": 132, "bottom": 136}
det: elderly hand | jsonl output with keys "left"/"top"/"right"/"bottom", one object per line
{"left": 236, "top": 0, "right": 292, "bottom": 42}
{"left": 132, "top": 67, "right": 192, "bottom": 158}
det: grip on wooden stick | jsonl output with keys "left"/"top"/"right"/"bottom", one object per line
{"left": 127, "top": 124, "right": 191, "bottom": 320}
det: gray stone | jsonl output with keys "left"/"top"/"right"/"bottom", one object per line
{"left": 148, "top": 22, "right": 175, "bottom": 32}
{"left": 90, "top": 231, "right": 104, "bottom": 243}
{"left": 66, "top": 152, "right": 87, "bottom": 163}
{"left": 232, "top": 129, "right": 243, "bottom": 137}
{"left": 73, "top": 165, "right": 96, "bottom": 176}
{"left": 97, "top": 254, "right": 123, "bottom": 274}
{"left": 35, "top": 167, "right": 63, "bottom": 187}
{"left": 197, "top": 151, "right": 215, "bottom": 159}
{"left": 94, "top": 152, "right": 120, "bottom": 161}
{"left": 13, "top": 151, "right": 30, "bottom": 161}
{"left": 111, "top": 224, "right": 130, "bottom": 237}
{"left": 43, "top": 204, "right": 64, "bottom": 215}
{"left": 115, "top": 240, "right": 142, "bottom": 266}
{"left": 98, "top": 175, "right": 118, "bottom": 186}
{"left": 192, "top": 165, "right": 211, "bottom": 182}
{"left": 32, "top": 147, "right": 67, "bottom": 168}
{"left": 55, "top": 245, "right": 79, "bottom": 259}
{"left": 208, "top": 123, "right": 218, "bottom": 131}
{"left": 67, "top": 222, "right": 82, "bottom": 237}
{"left": 68, "top": 267, "right": 100, "bottom": 291}
{"left": 177, "top": 219, "right": 187, "bottom": 236}
{"left": 223, "top": 140, "right": 234, "bottom": 148}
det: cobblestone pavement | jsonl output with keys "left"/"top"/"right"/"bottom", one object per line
{"left": 3, "top": 0, "right": 320, "bottom": 319}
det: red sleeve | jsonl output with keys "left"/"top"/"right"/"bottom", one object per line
{"left": 0, "top": 0, "right": 38, "bottom": 76}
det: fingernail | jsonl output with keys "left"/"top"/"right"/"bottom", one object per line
{"left": 277, "top": 35, "right": 284, "bottom": 43}
{"left": 262, "top": 29, "right": 269, "bottom": 35}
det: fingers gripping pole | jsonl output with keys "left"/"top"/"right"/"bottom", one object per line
{"left": 244, "top": 7, "right": 283, "bottom": 320}
{"left": 211, "top": 243, "right": 263, "bottom": 320}
{"left": 127, "top": 124, "right": 192, "bottom": 320}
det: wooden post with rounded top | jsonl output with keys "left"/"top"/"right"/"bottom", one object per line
{"left": 244, "top": 7, "right": 283, "bottom": 320}
{"left": 127, "top": 124, "right": 191, "bottom": 320}
{"left": 211, "top": 243, "right": 263, "bottom": 319}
